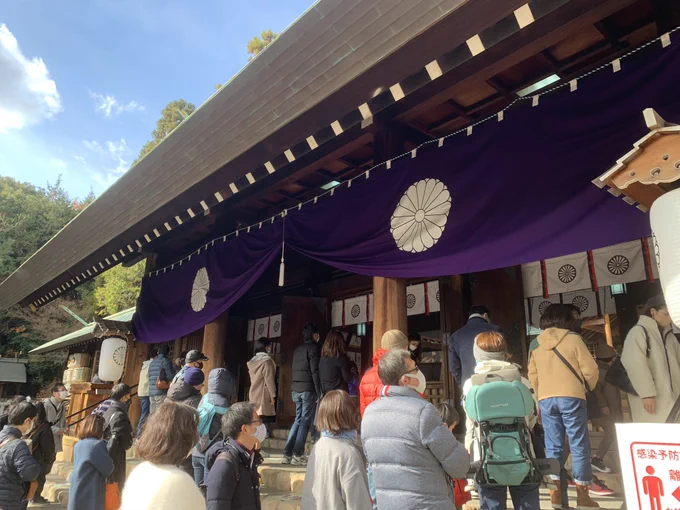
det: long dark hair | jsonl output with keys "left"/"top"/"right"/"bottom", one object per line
{"left": 27, "top": 402, "right": 49, "bottom": 438}
{"left": 322, "top": 331, "right": 347, "bottom": 358}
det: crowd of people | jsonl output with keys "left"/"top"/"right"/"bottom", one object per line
{"left": 1, "top": 294, "right": 678, "bottom": 510}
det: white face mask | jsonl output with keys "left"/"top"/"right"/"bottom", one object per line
{"left": 253, "top": 423, "right": 267, "bottom": 443}
{"left": 404, "top": 369, "right": 427, "bottom": 394}
{"left": 59, "top": 390, "right": 69, "bottom": 400}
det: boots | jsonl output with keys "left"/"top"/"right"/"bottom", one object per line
{"left": 550, "top": 487, "right": 563, "bottom": 509}
{"left": 576, "top": 485, "right": 600, "bottom": 509}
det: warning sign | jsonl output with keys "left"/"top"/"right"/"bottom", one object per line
{"left": 617, "top": 424, "right": 680, "bottom": 510}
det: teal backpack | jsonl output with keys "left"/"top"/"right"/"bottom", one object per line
{"left": 197, "top": 399, "right": 228, "bottom": 441}
{"left": 465, "top": 380, "right": 542, "bottom": 487}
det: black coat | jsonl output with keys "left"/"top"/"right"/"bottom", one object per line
{"left": 101, "top": 400, "right": 133, "bottom": 487}
{"left": 28, "top": 423, "right": 56, "bottom": 474}
{"left": 206, "top": 439, "right": 263, "bottom": 510}
{"left": 0, "top": 426, "right": 41, "bottom": 510}
{"left": 291, "top": 339, "right": 321, "bottom": 395}
{"left": 319, "top": 354, "right": 353, "bottom": 394}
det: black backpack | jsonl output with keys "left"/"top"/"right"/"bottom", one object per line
{"left": 605, "top": 325, "right": 650, "bottom": 396}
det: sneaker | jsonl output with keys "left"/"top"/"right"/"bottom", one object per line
{"left": 291, "top": 455, "right": 307, "bottom": 466}
{"left": 31, "top": 496, "right": 49, "bottom": 505}
{"left": 589, "top": 477, "right": 615, "bottom": 497}
{"left": 282, "top": 455, "right": 292, "bottom": 465}
{"left": 591, "top": 456, "right": 612, "bottom": 474}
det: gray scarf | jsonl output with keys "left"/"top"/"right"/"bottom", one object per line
{"left": 473, "top": 342, "right": 506, "bottom": 362}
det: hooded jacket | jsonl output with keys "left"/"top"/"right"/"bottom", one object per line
{"left": 248, "top": 353, "right": 277, "bottom": 416}
{"left": 621, "top": 315, "right": 680, "bottom": 423}
{"left": 359, "top": 349, "right": 388, "bottom": 417}
{"left": 193, "top": 369, "right": 234, "bottom": 457}
{"left": 99, "top": 399, "right": 133, "bottom": 487}
{"left": 167, "top": 380, "right": 202, "bottom": 408}
{"left": 361, "top": 386, "right": 470, "bottom": 510}
{"left": 292, "top": 339, "right": 321, "bottom": 395}
{"left": 528, "top": 328, "right": 599, "bottom": 402}
{"left": 0, "top": 426, "right": 41, "bottom": 510}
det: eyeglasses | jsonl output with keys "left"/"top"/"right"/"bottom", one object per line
{"left": 250, "top": 419, "right": 263, "bottom": 426}
{"left": 404, "top": 365, "right": 419, "bottom": 376}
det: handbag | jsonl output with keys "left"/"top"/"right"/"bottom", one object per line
{"left": 155, "top": 364, "right": 170, "bottom": 391}
{"left": 105, "top": 482, "right": 121, "bottom": 510}
{"left": 553, "top": 347, "right": 601, "bottom": 421}
{"left": 605, "top": 325, "right": 650, "bottom": 396}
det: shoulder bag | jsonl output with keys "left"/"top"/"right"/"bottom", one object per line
{"left": 605, "top": 326, "right": 650, "bottom": 396}
{"left": 155, "top": 364, "right": 170, "bottom": 391}
{"left": 553, "top": 347, "right": 602, "bottom": 420}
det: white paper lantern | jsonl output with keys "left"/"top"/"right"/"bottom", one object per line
{"left": 98, "top": 336, "right": 128, "bottom": 382}
{"left": 650, "top": 188, "right": 680, "bottom": 325}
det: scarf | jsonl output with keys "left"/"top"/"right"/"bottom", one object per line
{"left": 473, "top": 343, "right": 506, "bottom": 363}
{"left": 321, "top": 430, "right": 358, "bottom": 441}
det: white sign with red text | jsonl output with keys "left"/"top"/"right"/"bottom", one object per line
{"left": 617, "top": 423, "right": 680, "bottom": 510}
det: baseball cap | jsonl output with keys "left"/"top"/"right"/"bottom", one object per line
{"left": 186, "top": 350, "right": 209, "bottom": 363}
{"left": 644, "top": 295, "right": 666, "bottom": 313}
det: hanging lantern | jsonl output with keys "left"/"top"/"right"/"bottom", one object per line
{"left": 650, "top": 188, "right": 680, "bottom": 325}
{"left": 99, "top": 336, "right": 128, "bottom": 382}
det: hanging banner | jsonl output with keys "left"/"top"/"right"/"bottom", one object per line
{"left": 406, "top": 284, "right": 426, "bottom": 316}
{"left": 544, "top": 253, "right": 590, "bottom": 295}
{"left": 593, "top": 240, "right": 646, "bottom": 288}
{"left": 426, "top": 281, "right": 441, "bottom": 313}
{"left": 562, "top": 290, "right": 599, "bottom": 318}
{"left": 254, "top": 317, "right": 269, "bottom": 340}
{"left": 269, "top": 314, "right": 282, "bottom": 339}
{"left": 331, "top": 301, "right": 343, "bottom": 328}
{"left": 247, "top": 320, "right": 254, "bottom": 342}
{"left": 133, "top": 42, "right": 680, "bottom": 343}
{"left": 344, "top": 296, "right": 368, "bottom": 326}
{"left": 522, "top": 263, "right": 544, "bottom": 301}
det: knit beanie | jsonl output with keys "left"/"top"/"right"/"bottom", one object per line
{"left": 184, "top": 368, "right": 205, "bottom": 386}
{"left": 381, "top": 330, "right": 408, "bottom": 350}
{"left": 473, "top": 341, "right": 506, "bottom": 363}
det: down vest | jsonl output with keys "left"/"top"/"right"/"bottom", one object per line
{"left": 361, "top": 386, "right": 470, "bottom": 510}
{"left": 359, "top": 349, "right": 387, "bottom": 417}
{"left": 0, "top": 426, "right": 41, "bottom": 510}
{"left": 148, "top": 354, "right": 176, "bottom": 397}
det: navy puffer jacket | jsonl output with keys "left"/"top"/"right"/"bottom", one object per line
{"left": 148, "top": 354, "right": 176, "bottom": 396}
{"left": 0, "top": 426, "right": 41, "bottom": 510}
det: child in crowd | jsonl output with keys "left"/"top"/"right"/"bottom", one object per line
{"left": 436, "top": 403, "right": 471, "bottom": 510}
{"left": 68, "top": 414, "right": 114, "bottom": 510}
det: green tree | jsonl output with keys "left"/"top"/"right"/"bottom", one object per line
{"left": 247, "top": 29, "right": 278, "bottom": 60}
{"left": 133, "top": 99, "right": 196, "bottom": 165}
{"left": 94, "top": 261, "right": 145, "bottom": 315}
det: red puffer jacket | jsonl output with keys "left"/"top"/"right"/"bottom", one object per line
{"left": 359, "top": 349, "right": 388, "bottom": 417}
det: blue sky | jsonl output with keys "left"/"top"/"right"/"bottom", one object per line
{"left": 0, "top": 0, "right": 314, "bottom": 200}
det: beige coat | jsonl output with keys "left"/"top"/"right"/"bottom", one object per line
{"left": 528, "top": 328, "right": 599, "bottom": 402}
{"left": 248, "top": 352, "right": 277, "bottom": 416}
{"left": 621, "top": 315, "right": 680, "bottom": 423}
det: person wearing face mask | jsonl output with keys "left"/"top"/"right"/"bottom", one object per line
{"left": 44, "top": 383, "right": 69, "bottom": 454}
{"left": 0, "top": 401, "right": 40, "bottom": 510}
{"left": 361, "top": 349, "right": 470, "bottom": 510}
{"left": 172, "top": 349, "right": 209, "bottom": 385}
{"left": 622, "top": 295, "right": 680, "bottom": 424}
{"left": 95, "top": 383, "right": 134, "bottom": 493}
{"left": 205, "top": 402, "right": 266, "bottom": 510}
{"left": 168, "top": 368, "right": 206, "bottom": 408}
{"left": 408, "top": 332, "right": 422, "bottom": 362}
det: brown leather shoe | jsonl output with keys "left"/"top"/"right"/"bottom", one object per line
{"left": 550, "top": 487, "right": 563, "bottom": 509}
{"left": 576, "top": 485, "right": 600, "bottom": 509}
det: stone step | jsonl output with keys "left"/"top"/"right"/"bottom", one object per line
{"left": 271, "top": 429, "right": 312, "bottom": 441}
{"left": 261, "top": 488, "right": 302, "bottom": 510}
{"left": 262, "top": 437, "right": 312, "bottom": 455}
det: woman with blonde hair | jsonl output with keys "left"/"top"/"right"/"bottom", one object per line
{"left": 121, "top": 402, "right": 205, "bottom": 510}
{"left": 302, "top": 390, "right": 372, "bottom": 510}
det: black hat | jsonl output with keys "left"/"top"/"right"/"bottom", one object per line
{"left": 644, "top": 295, "right": 666, "bottom": 313}
{"left": 185, "top": 350, "right": 209, "bottom": 363}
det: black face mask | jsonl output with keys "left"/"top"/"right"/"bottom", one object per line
{"left": 196, "top": 362, "right": 204, "bottom": 370}
{"left": 572, "top": 319, "right": 583, "bottom": 333}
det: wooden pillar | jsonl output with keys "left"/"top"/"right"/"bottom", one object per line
{"left": 372, "top": 277, "right": 408, "bottom": 352}
{"left": 372, "top": 126, "right": 407, "bottom": 353}
{"left": 123, "top": 336, "right": 148, "bottom": 435}
{"left": 201, "top": 311, "right": 228, "bottom": 393}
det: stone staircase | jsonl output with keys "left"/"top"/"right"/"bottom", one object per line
{"left": 42, "top": 430, "right": 312, "bottom": 509}
{"left": 40, "top": 429, "right": 621, "bottom": 510}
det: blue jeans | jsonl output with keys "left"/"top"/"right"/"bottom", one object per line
{"left": 192, "top": 453, "right": 206, "bottom": 486}
{"left": 479, "top": 484, "right": 540, "bottom": 510}
{"left": 137, "top": 396, "right": 150, "bottom": 437}
{"left": 539, "top": 397, "right": 592, "bottom": 485}
{"left": 284, "top": 391, "right": 316, "bottom": 457}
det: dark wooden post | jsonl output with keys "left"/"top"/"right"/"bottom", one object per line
{"left": 201, "top": 311, "right": 228, "bottom": 394}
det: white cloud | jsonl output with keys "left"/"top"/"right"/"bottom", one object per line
{"left": 82, "top": 137, "right": 131, "bottom": 188}
{"left": 89, "top": 92, "right": 144, "bottom": 118}
{"left": 49, "top": 158, "right": 67, "bottom": 169}
{"left": 74, "top": 155, "right": 87, "bottom": 165}
{"left": 0, "top": 24, "right": 62, "bottom": 132}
